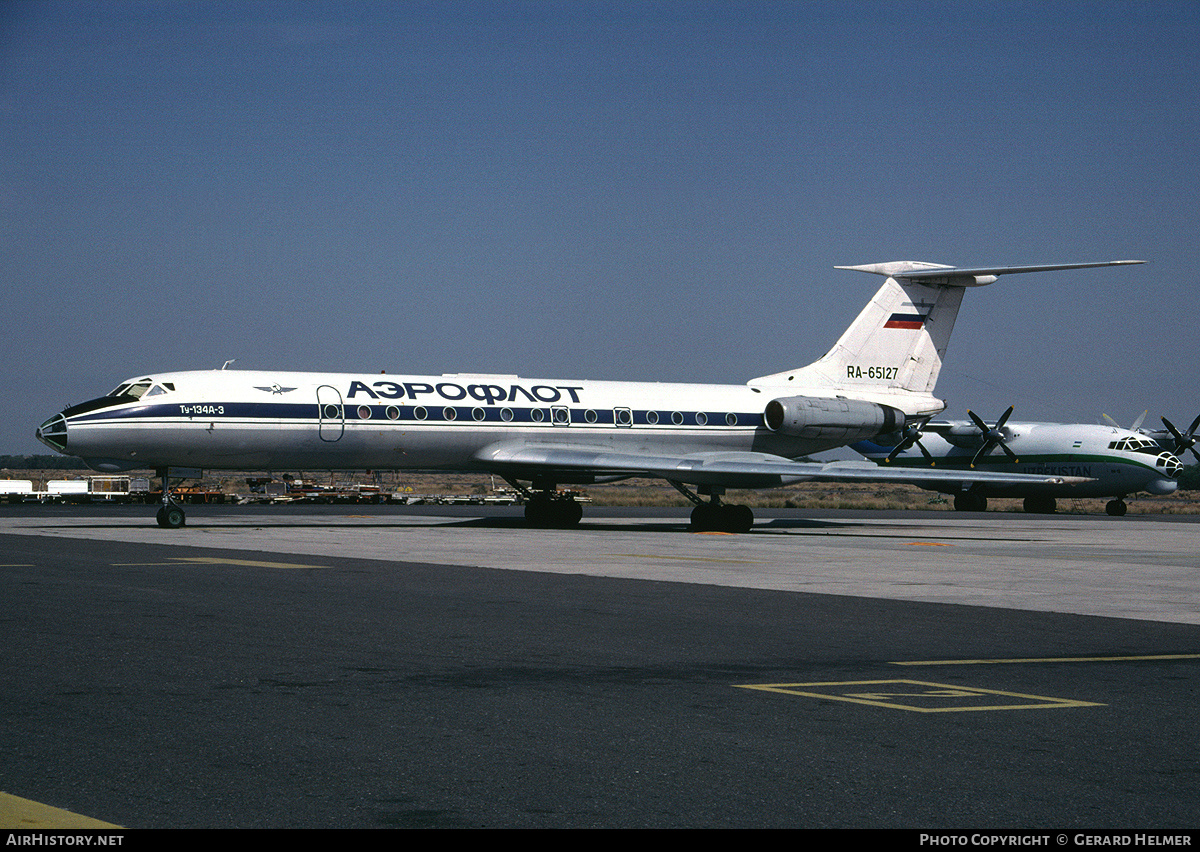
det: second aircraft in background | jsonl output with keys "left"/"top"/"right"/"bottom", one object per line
{"left": 851, "top": 407, "right": 1186, "bottom": 515}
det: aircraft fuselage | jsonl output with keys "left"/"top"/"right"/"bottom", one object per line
{"left": 39, "top": 369, "right": 911, "bottom": 477}
{"left": 856, "top": 422, "right": 1181, "bottom": 498}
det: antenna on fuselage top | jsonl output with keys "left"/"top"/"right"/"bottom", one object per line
{"left": 221, "top": 359, "right": 237, "bottom": 370}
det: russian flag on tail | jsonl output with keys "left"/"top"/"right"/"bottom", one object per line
{"left": 884, "top": 312, "right": 927, "bottom": 329}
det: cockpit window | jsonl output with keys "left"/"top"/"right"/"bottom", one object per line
{"left": 1109, "top": 436, "right": 1159, "bottom": 453}
{"left": 107, "top": 379, "right": 153, "bottom": 400}
{"left": 145, "top": 384, "right": 168, "bottom": 397}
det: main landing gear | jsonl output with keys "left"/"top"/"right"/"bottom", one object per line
{"left": 952, "top": 492, "right": 987, "bottom": 512}
{"left": 504, "top": 477, "right": 584, "bottom": 529}
{"left": 1023, "top": 495, "right": 1057, "bottom": 514}
{"left": 669, "top": 481, "right": 754, "bottom": 534}
{"left": 523, "top": 493, "right": 584, "bottom": 528}
{"left": 971, "top": 494, "right": 1130, "bottom": 516}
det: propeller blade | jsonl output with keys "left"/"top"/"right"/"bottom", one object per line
{"left": 1162, "top": 416, "right": 1187, "bottom": 449}
{"left": 969, "top": 441, "right": 995, "bottom": 468}
{"left": 1161, "top": 415, "right": 1200, "bottom": 458}
{"left": 1102, "top": 411, "right": 1148, "bottom": 430}
{"left": 884, "top": 423, "right": 936, "bottom": 465}
{"left": 966, "top": 406, "right": 1019, "bottom": 466}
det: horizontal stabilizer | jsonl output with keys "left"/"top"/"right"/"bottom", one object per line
{"left": 836, "top": 260, "right": 1145, "bottom": 287}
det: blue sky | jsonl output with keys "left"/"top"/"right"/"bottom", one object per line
{"left": 3, "top": 1, "right": 1197, "bottom": 456}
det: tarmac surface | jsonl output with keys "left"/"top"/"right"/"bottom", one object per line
{"left": 1, "top": 504, "right": 1198, "bottom": 828}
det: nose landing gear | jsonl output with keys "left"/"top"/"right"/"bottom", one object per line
{"left": 154, "top": 468, "right": 187, "bottom": 528}
{"left": 156, "top": 503, "right": 185, "bottom": 528}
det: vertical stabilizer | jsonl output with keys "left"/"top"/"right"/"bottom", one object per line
{"left": 748, "top": 259, "right": 1143, "bottom": 413}
{"left": 749, "top": 262, "right": 969, "bottom": 398}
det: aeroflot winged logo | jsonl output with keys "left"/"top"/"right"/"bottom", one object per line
{"left": 254, "top": 383, "right": 298, "bottom": 395}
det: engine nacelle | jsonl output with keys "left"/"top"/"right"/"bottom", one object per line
{"left": 942, "top": 423, "right": 988, "bottom": 448}
{"left": 764, "top": 396, "right": 904, "bottom": 443}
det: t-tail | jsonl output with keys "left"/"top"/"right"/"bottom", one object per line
{"left": 749, "top": 260, "right": 1144, "bottom": 418}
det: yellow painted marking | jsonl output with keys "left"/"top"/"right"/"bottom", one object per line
{"left": 0, "top": 791, "right": 122, "bottom": 829}
{"left": 112, "top": 557, "right": 329, "bottom": 570}
{"left": 904, "top": 542, "right": 953, "bottom": 546}
{"left": 735, "top": 679, "right": 1103, "bottom": 712}
{"left": 0, "top": 564, "right": 36, "bottom": 567}
{"left": 892, "top": 653, "right": 1200, "bottom": 666}
{"left": 694, "top": 531, "right": 734, "bottom": 536}
{"left": 611, "top": 553, "right": 769, "bottom": 564}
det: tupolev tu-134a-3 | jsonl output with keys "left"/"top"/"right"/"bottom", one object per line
{"left": 36, "top": 260, "right": 1142, "bottom": 531}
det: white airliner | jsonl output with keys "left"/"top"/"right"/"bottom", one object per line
{"left": 36, "top": 260, "right": 1142, "bottom": 530}
{"left": 851, "top": 407, "right": 1182, "bottom": 515}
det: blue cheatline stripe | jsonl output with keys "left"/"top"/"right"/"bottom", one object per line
{"left": 70, "top": 402, "right": 766, "bottom": 428}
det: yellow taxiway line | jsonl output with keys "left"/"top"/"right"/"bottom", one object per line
{"left": 0, "top": 791, "right": 122, "bottom": 829}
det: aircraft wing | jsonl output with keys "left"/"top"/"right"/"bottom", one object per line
{"left": 473, "top": 443, "right": 1091, "bottom": 490}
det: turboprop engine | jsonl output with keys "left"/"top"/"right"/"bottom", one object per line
{"left": 764, "top": 396, "right": 904, "bottom": 444}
